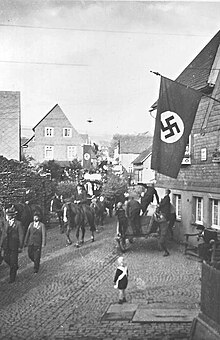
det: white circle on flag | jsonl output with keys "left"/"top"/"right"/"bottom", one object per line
{"left": 161, "top": 111, "right": 184, "bottom": 143}
{"left": 84, "top": 152, "right": 90, "bottom": 160}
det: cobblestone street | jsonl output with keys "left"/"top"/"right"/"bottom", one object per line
{"left": 0, "top": 216, "right": 201, "bottom": 340}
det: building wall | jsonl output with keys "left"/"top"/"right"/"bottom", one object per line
{"left": 155, "top": 89, "right": 220, "bottom": 241}
{"left": 25, "top": 105, "right": 84, "bottom": 164}
{"left": 0, "top": 91, "right": 20, "bottom": 161}
{"left": 119, "top": 153, "right": 138, "bottom": 171}
{"left": 133, "top": 156, "right": 155, "bottom": 184}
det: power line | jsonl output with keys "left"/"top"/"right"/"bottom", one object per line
{"left": 0, "top": 60, "right": 88, "bottom": 67}
{"left": 0, "top": 23, "right": 209, "bottom": 37}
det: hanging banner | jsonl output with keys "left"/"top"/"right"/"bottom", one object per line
{"left": 83, "top": 144, "right": 92, "bottom": 169}
{"left": 151, "top": 76, "right": 203, "bottom": 178}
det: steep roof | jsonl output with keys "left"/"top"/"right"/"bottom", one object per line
{"left": 150, "top": 30, "right": 220, "bottom": 110}
{"left": 119, "top": 133, "right": 152, "bottom": 154}
{"left": 132, "top": 145, "right": 152, "bottom": 164}
{"left": 176, "top": 30, "right": 220, "bottom": 91}
{"left": 32, "top": 104, "right": 84, "bottom": 144}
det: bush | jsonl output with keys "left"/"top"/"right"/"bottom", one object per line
{"left": 55, "top": 182, "right": 77, "bottom": 199}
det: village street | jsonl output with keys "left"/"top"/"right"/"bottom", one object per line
{"left": 0, "top": 216, "right": 201, "bottom": 340}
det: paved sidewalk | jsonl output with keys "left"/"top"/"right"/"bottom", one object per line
{"left": 0, "top": 216, "right": 201, "bottom": 340}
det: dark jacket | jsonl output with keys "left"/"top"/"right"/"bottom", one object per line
{"left": 142, "top": 187, "right": 160, "bottom": 204}
{"left": 51, "top": 196, "right": 62, "bottom": 212}
{"left": 126, "top": 199, "right": 141, "bottom": 217}
{"left": 1, "top": 219, "right": 24, "bottom": 250}
{"left": 24, "top": 222, "right": 46, "bottom": 247}
{"left": 115, "top": 208, "right": 127, "bottom": 222}
{"left": 159, "top": 195, "right": 171, "bottom": 219}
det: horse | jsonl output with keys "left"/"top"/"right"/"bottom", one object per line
{"left": 62, "top": 201, "right": 96, "bottom": 247}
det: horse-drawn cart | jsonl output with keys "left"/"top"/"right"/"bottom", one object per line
{"left": 115, "top": 214, "right": 160, "bottom": 252}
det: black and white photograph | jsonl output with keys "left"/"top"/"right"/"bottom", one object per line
{"left": 0, "top": 1, "right": 220, "bottom": 339}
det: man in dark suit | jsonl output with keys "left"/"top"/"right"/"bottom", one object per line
{"left": 126, "top": 196, "right": 142, "bottom": 236}
{"left": 159, "top": 189, "right": 171, "bottom": 221}
{"left": 140, "top": 183, "right": 160, "bottom": 215}
{"left": 0, "top": 206, "right": 24, "bottom": 283}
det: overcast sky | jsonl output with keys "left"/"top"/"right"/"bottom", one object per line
{"left": 1, "top": 1, "right": 220, "bottom": 138}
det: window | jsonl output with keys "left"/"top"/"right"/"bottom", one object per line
{"left": 63, "top": 128, "right": 72, "bottom": 137}
{"left": 45, "top": 146, "right": 54, "bottom": 159}
{"left": 67, "top": 146, "right": 77, "bottom": 160}
{"left": 195, "top": 197, "right": 203, "bottom": 224}
{"left": 211, "top": 199, "right": 220, "bottom": 229}
{"left": 138, "top": 170, "right": 143, "bottom": 182}
{"left": 45, "top": 127, "right": 54, "bottom": 137}
{"left": 133, "top": 169, "right": 142, "bottom": 183}
{"left": 174, "top": 194, "right": 181, "bottom": 219}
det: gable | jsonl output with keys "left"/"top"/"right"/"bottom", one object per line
{"left": 33, "top": 104, "right": 84, "bottom": 144}
{"left": 34, "top": 104, "right": 72, "bottom": 129}
{"left": 150, "top": 30, "right": 220, "bottom": 110}
{"left": 176, "top": 30, "right": 220, "bottom": 91}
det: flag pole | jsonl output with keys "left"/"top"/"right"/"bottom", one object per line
{"left": 150, "top": 70, "right": 220, "bottom": 104}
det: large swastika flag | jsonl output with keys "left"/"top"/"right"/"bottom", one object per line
{"left": 151, "top": 76, "right": 203, "bottom": 178}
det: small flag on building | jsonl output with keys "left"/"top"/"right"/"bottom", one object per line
{"left": 151, "top": 76, "right": 203, "bottom": 178}
{"left": 83, "top": 144, "right": 92, "bottom": 170}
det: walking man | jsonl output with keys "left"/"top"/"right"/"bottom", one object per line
{"left": 24, "top": 211, "right": 46, "bottom": 273}
{"left": 0, "top": 206, "right": 24, "bottom": 283}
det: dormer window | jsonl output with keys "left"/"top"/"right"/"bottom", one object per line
{"left": 63, "top": 128, "right": 72, "bottom": 137}
{"left": 45, "top": 127, "right": 54, "bottom": 137}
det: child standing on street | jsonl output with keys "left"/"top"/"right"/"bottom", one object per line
{"left": 114, "top": 256, "right": 128, "bottom": 304}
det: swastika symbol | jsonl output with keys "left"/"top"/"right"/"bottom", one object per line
{"left": 161, "top": 115, "right": 180, "bottom": 139}
{"left": 160, "top": 111, "right": 184, "bottom": 144}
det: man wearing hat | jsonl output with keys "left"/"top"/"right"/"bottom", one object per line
{"left": 0, "top": 205, "right": 24, "bottom": 283}
{"left": 24, "top": 211, "right": 46, "bottom": 273}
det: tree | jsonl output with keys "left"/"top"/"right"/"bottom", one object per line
{"left": 41, "top": 160, "right": 63, "bottom": 181}
{"left": 69, "top": 158, "right": 82, "bottom": 171}
{"left": 101, "top": 170, "right": 128, "bottom": 202}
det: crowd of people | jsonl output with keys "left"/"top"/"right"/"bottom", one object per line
{"left": 115, "top": 184, "right": 176, "bottom": 257}
{"left": 0, "top": 181, "right": 177, "bottom": 284}
{"left": 0, "top": 206, "right": 46, "bottom": 283}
